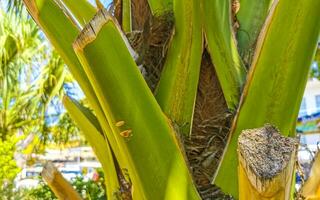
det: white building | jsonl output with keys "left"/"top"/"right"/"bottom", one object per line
{"left": 298, "top": 78, "right": 320, "bottom": 149}
{"left": 299, "top": 78, "right": 320, "bottom": 117}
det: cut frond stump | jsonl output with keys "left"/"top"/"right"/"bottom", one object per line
{"left": 238, "top": 125, "right": 297, "bottom": 200}
{"left": 41, "top": 162, "right": 82, "bottom": 200}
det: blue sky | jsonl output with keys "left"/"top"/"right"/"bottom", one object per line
{"left": 89, "top": 0, "right": 112, "bottom": 7}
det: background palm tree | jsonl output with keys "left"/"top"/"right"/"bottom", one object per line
{"left": 0, "top": 5, "right": 82, "bottom": 189}
{"left": 0, "top": 3, "right": 80, "bottom": 142}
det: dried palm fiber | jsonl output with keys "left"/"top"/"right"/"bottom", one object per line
{"left": 131, "top": 0, "right": 151, "bottom": 31}
{"left": 112, "top": 151, "right": 132, "bottom": 200}
{"left": 184, "top": 51, "right": 233, "bottom": 200}
{"left": 127, "top": 11, "right": 174, "bottom": 91}
{"left": 109, "top": 0, "right": 122, "bottom": 24}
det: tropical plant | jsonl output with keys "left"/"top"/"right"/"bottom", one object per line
{"left": 0, "top": 170, "right": 106, "bottom": 200}
{"left": 0, "top": 4, "right": 81, "bottom": 145}
{"left": 28, "top": 172, "right": 106, "bottom": 200}
{"left": 0, "top": 5, "right": 82, "bottom": 191}
{"left": 0, "top": 137, "right": 20, "bottom": 187}
{"left": 0, "top": 8, "right": 43, "bottom": 141}
{"left": 21, "top": 0, "right": 320, "bottom": 199}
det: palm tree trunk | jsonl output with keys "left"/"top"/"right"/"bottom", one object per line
{"left": 22, "top": 0, "right": 320, "bottom": 199}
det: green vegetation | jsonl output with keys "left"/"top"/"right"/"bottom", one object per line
{"left": 0, "top": 137, "right": 20, "bottom": 187}
{"left": 0, "top": 3, "right": 82, "bottom": 194}
{"left": 28, "top": 173, "right": 106, "bottom": 200}
{"left": 0, "top": 8, "right": 73, "bottom": 143}
{"left": 0, "top": 171, "right": 106, "bottom": 200}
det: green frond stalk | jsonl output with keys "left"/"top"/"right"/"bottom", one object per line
{"left": 63, "top": 96, "right": 119, "bottom": 200}
{"left": 237, "top": 0, "right": 275, "bottom": 66}
{"left": 214, "top": 0, "right": 320, "bottom": 197}
{"left": 73, "top": 9, "right": 200, "bottom": 199}
{"left": 122, "top": 0, "right": 132, "bottom": 32}
{"left": 155, "top": 0, "right": 202, "bottom": 136}
{"left": 202, "top": 0, "right": 247, "bottom": 110}
{"left": 59, "top": 0, "right": 97, "bottom": 28}
{"left": 146, "top": 0, "right": 172, "bottom": 16}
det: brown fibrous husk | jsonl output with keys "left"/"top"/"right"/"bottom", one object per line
{"left": 131, "top": 0, "right": 151, "bottom": 30}
{"left": 184, "top": 51, "right": 234, "bottom": 200}
{"left": 126, "top": 11, "right": 174, "bottom": 91}
{"left": 108, "top": 0, "right": 122, "bottom": 25}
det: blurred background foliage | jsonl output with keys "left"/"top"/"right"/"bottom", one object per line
{"left": 0, "top": 170, "right": 106, "bottom": 200}
{"left": 27, "top": 170, "right": 106, "bottom": 200}
{"left": 0, "top": 1, "right": 85, "bottom": 149}
{"left": 0, "top": 2, "right": 90, "bottom": 198}
{"left": 0, "top": 137, "right": 20, "bottom": 187}
{"left": 0, "top": 1, "right": 106, "bottom": 198}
